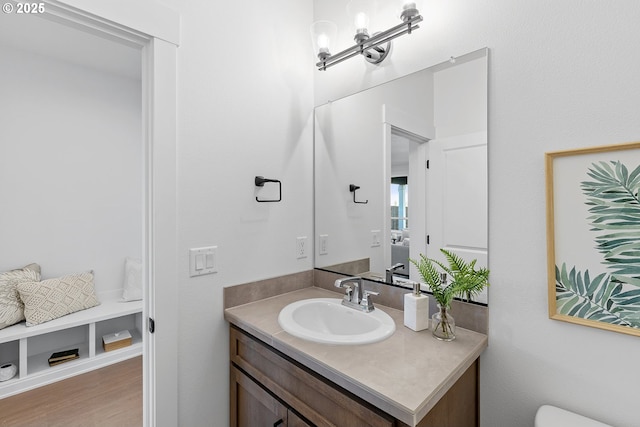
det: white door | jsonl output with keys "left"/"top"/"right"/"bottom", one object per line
{"left": 426, "top": 131, "right": 488, "bottom": 303}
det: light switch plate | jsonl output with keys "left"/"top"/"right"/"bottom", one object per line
{"left": 371, "top": 230, "right": 381, "bottom": 247}
{"left": 189, "top": 246, "right": 217, "bottom": 277}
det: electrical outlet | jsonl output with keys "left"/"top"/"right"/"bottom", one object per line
{"left": 371, "top": 230, "right": 381, "bottom": 247}
{"left": 319, "top": 234, "right": 328, "bottom": 255}
{"left": 296, "top": 236, "right": 308, "bottom": 259}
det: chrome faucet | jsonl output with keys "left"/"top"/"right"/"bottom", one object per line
{"left": 334, "top": 277, "right": 379, "bottom": 313}
{"left": 385, "top": 263, "right": 405, "bottom": 283}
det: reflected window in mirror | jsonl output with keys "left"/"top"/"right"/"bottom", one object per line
{"left": 391, "top": 177, "right": 408, "bottom": 235}
{"left": 391, "top": 176, "right": 410, "bottom": 279}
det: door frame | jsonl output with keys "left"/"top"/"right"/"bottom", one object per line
{"left": 35, "top": 1, "right": 179, "bottom": 425}
{"left": 382, "top": 105, "right": 434, "bottom": 282}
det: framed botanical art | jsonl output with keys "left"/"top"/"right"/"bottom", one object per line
{"left": 546, "top": 142, "right": 640, "bottom": 336}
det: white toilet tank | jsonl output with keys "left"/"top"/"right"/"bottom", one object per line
{"left": 535, "top": 405, "right": 613, "bottom": 427}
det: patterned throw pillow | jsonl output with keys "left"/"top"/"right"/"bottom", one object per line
{"left": 0, "top": 264, "right": 41, "bottom": 330}
{"left": 17, "top": 271, "right": 100, "bottom": 326}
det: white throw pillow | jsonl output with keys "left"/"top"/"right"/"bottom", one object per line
{"left": 0, "top": 263, "right": 41, "bottom": 330}
{"left": 122, "top": 257, "right": 142, "bottom": 301}
{"left": 17, "top": 271, "right": 100, "bottom": 326}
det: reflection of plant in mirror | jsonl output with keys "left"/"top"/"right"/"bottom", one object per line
{"left": 410, "top": 249, "right": 490, "bottom": 308}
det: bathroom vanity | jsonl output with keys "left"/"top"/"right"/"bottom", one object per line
{"left": 225, "top": 287, "right": 487, "bottom": 426}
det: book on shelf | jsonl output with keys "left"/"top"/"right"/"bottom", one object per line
{"left": 48, "top": 355, "right": 80, "bottom": 366}
{"left": 48, "top": 348, "right": 80, "bottom": 366}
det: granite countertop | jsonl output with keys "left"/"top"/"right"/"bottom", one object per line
{"left": 224, "top": 287, "right": 488, "bottom": 426}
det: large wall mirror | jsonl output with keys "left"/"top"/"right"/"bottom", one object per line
{"left": 314, "top": 48, "right": 488, "bottom": 304}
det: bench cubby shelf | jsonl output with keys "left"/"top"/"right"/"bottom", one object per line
{"left": 0, "top": 299, "right": 143, "bottom": 398}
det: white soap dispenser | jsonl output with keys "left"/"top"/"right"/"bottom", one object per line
{"left": 404, "top": 281, "right": 429, "bottom": 331}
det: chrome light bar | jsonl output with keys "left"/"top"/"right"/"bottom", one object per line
{"left": 316, "top": 15, "right": 423, "bottom": 71}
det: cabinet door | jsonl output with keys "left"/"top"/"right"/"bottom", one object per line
{"left": 231, "top": 366, "right": 288, "bottom": 427}
{"left": 288, "top": 411, "right": 312, "bottom": 427}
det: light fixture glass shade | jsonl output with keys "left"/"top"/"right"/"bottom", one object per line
{"left": 310, "top": 20, "right": 338, "bottom": 60}
{"left": 398, "top": 0, "right": 420, "bottom": 21}
{"left": 347, "top": 0, "right": 374, "bottom": 35}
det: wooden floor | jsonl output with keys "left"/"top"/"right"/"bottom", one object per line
{"left": 0, "top": 356, "right": 142, "bottom": 427}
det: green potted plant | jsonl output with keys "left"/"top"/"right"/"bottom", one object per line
{"left": 410, "top": 249, "right": 490, "bottom": 341}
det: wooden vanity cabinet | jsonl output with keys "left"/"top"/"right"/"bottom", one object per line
{"left": 231, "top": 365, "right": 310, "bottom": 427}
{"left": 230, "top": 326, "right": 394, "bottom": 427}
{"left": 229, "top": 326, "right": 478, "bottom": 427}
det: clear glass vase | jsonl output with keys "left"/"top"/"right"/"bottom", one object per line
{"left": 432, "top": 304, "right": 456, "bottom": 341}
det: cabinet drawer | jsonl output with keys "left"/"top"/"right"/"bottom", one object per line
{"left": 230, "top": 327, "right": 394, "bottom": 427}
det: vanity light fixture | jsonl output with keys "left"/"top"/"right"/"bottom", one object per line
{"left": 311, "top": 0, "right": 422, "bottom": 71}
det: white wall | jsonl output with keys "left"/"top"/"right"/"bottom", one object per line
{"left": 158, "top": 0, "right": 314, "bottom": 425}
{"left": 314, "top": 1, "right": 640, "bottom": 426}
{"left": 433, "top": 56, "right": 487, "bottom": 139}
{"left": 0, "top": 45, "right": 142, "bottom": 295}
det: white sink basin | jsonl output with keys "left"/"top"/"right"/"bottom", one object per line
{"left": 277, "top": 298, "right": 396, "bottom": 345}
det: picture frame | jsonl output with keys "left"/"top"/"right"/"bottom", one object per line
{"left": 546, "top": 142, "right": 640, "bottom": 336}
